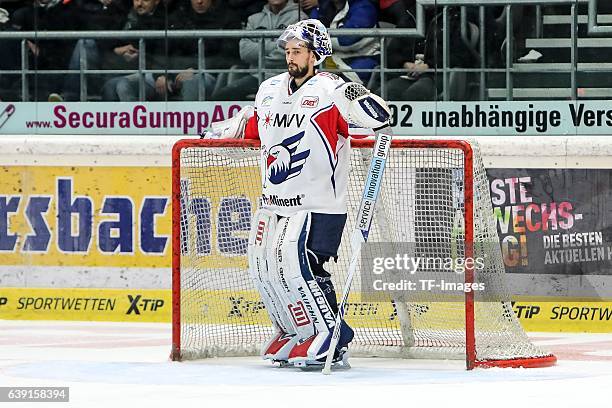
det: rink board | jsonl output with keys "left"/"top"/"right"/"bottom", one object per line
{"left": 0, "top": 287, "right": 610, "bottom": 332}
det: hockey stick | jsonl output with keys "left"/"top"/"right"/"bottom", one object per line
{"left": 322, "top": 129, "right": 393, "bottom": 374}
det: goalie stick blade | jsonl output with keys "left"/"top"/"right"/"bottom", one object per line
{"left": 297, "top": 350, "right": 351, "bottom": 372}
{"left": 321, "top": 351, "right": 351, "bottom": 374}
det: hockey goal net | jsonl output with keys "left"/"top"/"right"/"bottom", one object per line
{"left": 171, "top": 138, "right": 556, "bottom": 369}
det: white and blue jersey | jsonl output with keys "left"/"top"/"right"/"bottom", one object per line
{"left": 244, "top": 71, "right": 359, "bottom": 218}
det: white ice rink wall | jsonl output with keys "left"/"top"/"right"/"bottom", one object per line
{"left": 0, "top": 134, "right": 611, "bottom": 332}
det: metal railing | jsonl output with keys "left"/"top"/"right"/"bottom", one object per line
{"left": 0, "top": 27, "right": 422, "bottom": 101}
{"left": 0, "top": 0, "right": 609, "bottom": 101}
{"left": 420, "top": 0, "right": 607, "bottom": 100}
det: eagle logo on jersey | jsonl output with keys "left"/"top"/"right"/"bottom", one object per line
{"left": 265, "top": 131, "right": 310, "bottom": 185}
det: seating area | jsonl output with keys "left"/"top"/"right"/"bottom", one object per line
{"left": 0, "top": 0, "right": 611, "bottom": 102}
{"left": 487, "top": 3, "right": 612, "bottom": 100}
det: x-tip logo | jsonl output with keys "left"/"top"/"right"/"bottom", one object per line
{"left": 126, "top": 294, "right": 164, "bottom": 315}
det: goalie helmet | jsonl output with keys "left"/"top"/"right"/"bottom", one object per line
{"left": 277, "top": 19, "right": 332, "bottom": 65}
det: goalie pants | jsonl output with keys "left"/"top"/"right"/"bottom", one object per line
{"left": 293, "top": 212, "right": 347, "bottom": 315}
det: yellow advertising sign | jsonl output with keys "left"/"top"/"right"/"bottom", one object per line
{"left": 1, "top": 166, "right": 171, "bottom": 267}
{"left": 1, "top": 287, "right": 610, "bottom": 332}
{"left": 0, "top": 288, "right": 170, "bottom": 322}
{"left": 179, "top": 165, "right": 260, "bottom": 270}
{"left": 512, "top": 299, "right": 612, "bottom": 333}
{"left": 0, "top": 165, "right": 260, "bottom": 269}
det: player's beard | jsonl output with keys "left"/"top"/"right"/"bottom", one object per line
{"left": 288, "top": 62, "right": 309, "bottom": 79}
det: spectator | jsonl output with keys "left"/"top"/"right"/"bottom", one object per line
{"left": 0, "top": 5, "right": 13, "bottom": 100}
{"left": 211, "top": 0, "right": 299, "bottom": 101}
{"left": 56, "top": 0, "right": 130, "bottom": 100}
{"left": 378, "top": 0, "right": 414, "bottom": 27}
{"left": 100, "top": 0, "right": 166, "bottom": 101}
{"left": 0, "top": 0, "right": 80, "bottom": 101}
{"left": 227, "top": 0, "right": 265, "bottom": 26}
{"left": 320, "top": 0, "right": 379, "bottom": 84}
{"left": 384, "top": 7, "right": 478, "bottom": 101}
{"left": 157, "top": 0, "right": 242, "bottom": 100}
{"left": 373, "top": 0, "right": 417, "bottom": 91}
{"left": 298, "top": 0, "right": 318, "bottom": 17}
{"left": 303, "top": 0, "right": 338, "bottom": 27}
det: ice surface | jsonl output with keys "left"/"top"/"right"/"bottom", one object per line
{"left": 1, "top": 320, "right": 611, "bottom": 408}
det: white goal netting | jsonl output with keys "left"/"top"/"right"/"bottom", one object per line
{"left": 172, "top": 138, "right": 555, "bottom": 368}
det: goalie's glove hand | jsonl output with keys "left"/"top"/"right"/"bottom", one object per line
{"left": 199, "top": 130, "right": 222, "bottom": 139}
{"left": 333, "top": 82, "right": 391, "bottom": 130}
{"left": 199, "top": 105, "right": 255, "bottom": 139}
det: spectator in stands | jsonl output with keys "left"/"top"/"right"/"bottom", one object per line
{"left": 55, "top": 0, "right": 130, "bottom": 100}
{"left": 0, "top": 5, "right": 13, "bottom": 100}
{"left": 211, "top": 0, "right": 299, "bottom": 101}
{"left": 384, "top": 6, "right": 478, "bottom": 101}
{"left": 0, "top": 0, "right": 79, "bottom": 101}
{"left": 100, "top": 0, "right": 166, "bottom": 101}
{"left": 317, "top": 0, "right": 379, "bottom": 84}
{"left": 301, "top": 0, "right": 338, "bottom": 27}
{"left": 371, "top": 0, "right": 417, "bottom": 92}
{"left": 228, "top": 0, "right": 265, "bottom": 27}
{"left": 298, "top": 0, "right": 319, "bottom": 17}
{"left": 155, "top": 0, "right": 242, "bottom": 100}
{"left": 378, "top": 0, "right": 414, "bottom": 27}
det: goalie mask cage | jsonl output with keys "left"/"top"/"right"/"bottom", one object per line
{"left": 171, "top": 138, "right": 556, "bottom": 370}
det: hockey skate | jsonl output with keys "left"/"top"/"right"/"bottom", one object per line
{"left": 262, "top": 330, "right": 299, "bottom": 364}
{"left": 287, "top": 320, "right": 354, "bottom": 368}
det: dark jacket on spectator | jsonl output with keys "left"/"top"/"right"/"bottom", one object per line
{"left": 324, "top": 0, "right": 379, "bottom": 83}
{"left": 308, "top": 0, "right": 339, "bottom": 27}
{"left": 227, "top": 0, "right": 265, "bottom": 26}
{"left": 74, "top": 0, "right": 130, "bottom": 31}
{"left": 166, "top": 1, "right": 242, "bottom": 72}
{"left": 103, "top": 3, "right": 167, "bottom": 70}
{"left": 423, "top": 7, "right": 477, "bottom": 70}
{"left": 8, "top": 1, "right": 80, "bottom": 69}
{"left": 329, "top": 0, "right": 378, "bottom": 47}
{"left": 379, "top": 0, "right": 417, "bottom": 70}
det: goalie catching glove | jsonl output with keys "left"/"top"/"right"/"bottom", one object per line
{"left": 332, "top": 82, "right": 391, "bottom": 131}
{"left": 200, "top": 105, "right": 255, "bottom": 139}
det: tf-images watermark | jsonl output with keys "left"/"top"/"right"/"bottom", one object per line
{"left": 361, "top": 243, "right": 506, "bottom": 302}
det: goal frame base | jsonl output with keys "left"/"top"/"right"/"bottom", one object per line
{"left": 474, "top": 355, "right": 557, "bottom": 369}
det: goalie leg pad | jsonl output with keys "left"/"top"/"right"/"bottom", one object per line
{"left": 273, "top": 211, "right": 354, "bottom": 364}
{"left": 288, "top": 259, "right": 354, "bottom": 365}
{"left": 248, "top": 209, "right": 297, "bottom": 360}
{"left": 277, "top": 212, "right": 336, "bottom": 337}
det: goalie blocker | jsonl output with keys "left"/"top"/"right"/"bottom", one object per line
{"left": 332, "top": 82, "right": 391, "bottom": 131}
